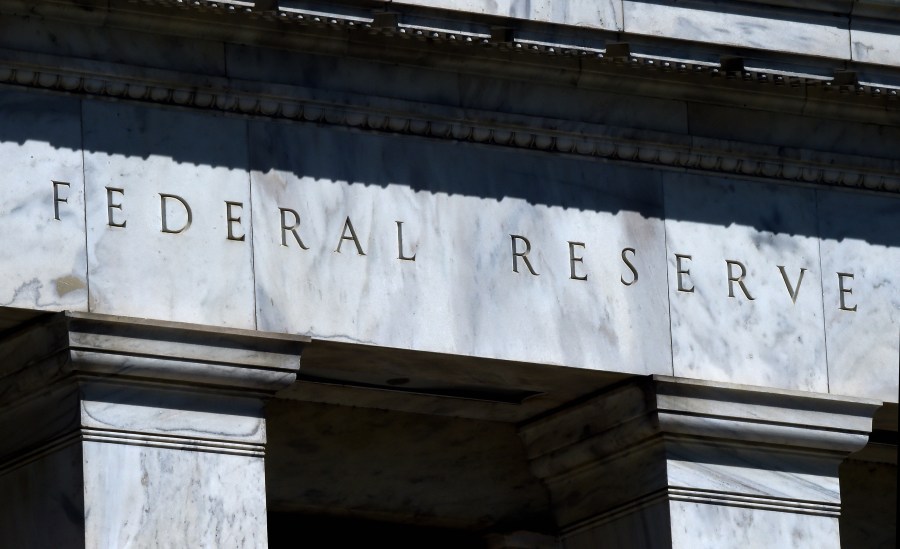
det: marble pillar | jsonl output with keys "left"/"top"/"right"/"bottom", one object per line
{"left": 0, "top": 311, "right": 305, "bottom": 548}
{"left": 519, "top": 376, "right": 881, "bottom": 549}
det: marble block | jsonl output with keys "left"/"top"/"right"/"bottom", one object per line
{"left": 82, "top": 100, "right": 256, "bottom": 329}
{"left": 0, "top": 90, "right": 87, "bottom": 312}
{"left": 851, "top": 18, "right": 900, "bottom": 68}
{"left": 668, "top": 501, "right": 839, "bottom": 549}
{"left": 392, "top": 0, "right": 622, "bottom": 31}
{"left": 250, "top": 120, "right": 672, "bottom": 375}
{"left": 663, "top": 172, "right": 827, "bottom": 392}
{"left": 818, "top": 190, "right": 900, "bottom": 403}
{"left": 623, "top": 0, "right": 850, "bottom": 60}
{"left": 82, "top": 442, "right": 268, "bottom": 548}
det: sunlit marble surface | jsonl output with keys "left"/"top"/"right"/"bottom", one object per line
{"left": 1, "top": 96, "right": 896, "bottom": 400}
{"left": 82, "top": 442, "right": 268, "bottom": 548}
{"left": 0, "top": 90, "right": 87, "bottom": 312}
{"left": 81, "top": 100, "right": 256, "bottom": 329}
{"left": 663, "top": 173, "right": 827, "bottom": 392}
{"left": 623, "top": 0, "right": 850, "bottom": 59}
{"left": 249, "top": 120, "right": 673, "bottom": 375}
{"left": 851, "top": 18, "right": 900, "bottom": 68}
{"left": 393, "top": 0, "right": 622, "bottom": 31}
{"left": 818, "top": 190, "right": 900, "bottom": 402}
{"left": 668, "top": 502, "right": 840, "bottom": 549}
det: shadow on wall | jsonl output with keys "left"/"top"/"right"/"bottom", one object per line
{"left": 2, "top": 90, "right": 898, "bottom": 248}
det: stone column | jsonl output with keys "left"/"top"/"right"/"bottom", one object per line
{"left": 0, "top": 312, "right": 305, "bottom": 548}
{"left": 519, "top": 376, "right": 880, "bottom": 549}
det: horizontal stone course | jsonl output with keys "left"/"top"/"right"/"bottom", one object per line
{"left": 1, "top": 92, "right": 896, "bottom": 401}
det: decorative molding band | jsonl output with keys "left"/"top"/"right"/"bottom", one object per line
{"left": 0, "top": 426, "right": 265, "bottom": 477}
{"left": 1, "top": 56, "right": 898, "bottom": 194}
{"left": 666, "top": 487, "right": 841, "bottom": 517}
{"left": 80, "top": 427, "right": 267, "bottom": 457}
{"left": 561, "top": 485, "right": 842, "bottom": 536}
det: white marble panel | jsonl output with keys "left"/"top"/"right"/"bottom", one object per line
{"left": 623, "top": 0, "right": 849, "bottom": 60}
{"left": 250, "top": 121, "right": 672, "bottom": 374}
{"left": 82, "top": 100, "right": 255, "bottom": 328}
{"left": 851, "top": 18, "right": 900, "bottom": 68}
{"left": 393, "top": 0, "right": 622, "bottom": 31}
{"left": 82, "top": 442, "right": 267, "bottom": 548}
{"left": 818, "top": 190, "right": 900, "bottom": 403}
{"left": 669, "top": 501, "right": 840, "bottom": 549}
{"left": 664, "top": 173, "right": 827, "bottom": 392}
{"left": 0, "top": 90, "right": 87, "bottom": 311}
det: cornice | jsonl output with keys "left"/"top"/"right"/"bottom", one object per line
{"left": 2, "top": 49, "right": 899, "bottom": 194}
{"left": 518, "top": 376, "right": 881, "bottom": 527}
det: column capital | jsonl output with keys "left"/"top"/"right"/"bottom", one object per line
{"left": 520, "top": 375, "right": 882, "bottom": 533}
{"left": 0, "top": 311, "right": 306, "bottom": 466}
{"left": 0, "top": 311, "right": 307, "bottom": 406}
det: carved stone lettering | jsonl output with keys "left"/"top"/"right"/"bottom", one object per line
{"left": 568, "top": 241, "right": 587, "bottom": 281}
{"left": 726, "top": 259, "right": 755, "bottom": 300}
{"left": 396, "top": 221, "right": 416, "bottom": 261}
{"left": 225, "top": 201, "right": 245, "bottom": 242}
{"left": 837, "top": 272, "right": 857, "bottom": 312}
{"left": 279, "top": 207, "right": 309, "bottom": 249}
{"left": 621, "top": 247, "right": 638, "bottom": 286}
{"left": 510, "top": 235, "right": 539, "bottom": 276}
{"left": 160, "top": 194, "right": 192, "bottom": 234}
{"left": 675, "top": 253, "right": 694, "bottom": 293}
{"left": 52, "top": 180, "right": 70, "bottom": 221}
{"left": 335, "top": 216, "right": 365, "bottom": 255}
{"left": 106, "top": 187, "right": 126, "bottom": 228}
{"left": 777, "top": 265, "right": 807, "bottom": 304}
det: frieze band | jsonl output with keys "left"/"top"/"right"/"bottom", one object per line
{"left": 51, "top": 181, "right": 860, "bottom": 311}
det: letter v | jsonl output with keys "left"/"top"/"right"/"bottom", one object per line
{"left": 777, "top": 266, "right": 807, "bottom": 304}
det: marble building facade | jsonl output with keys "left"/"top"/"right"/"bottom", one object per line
{"left": 0, "top": 0, "right": 897, "bottom": 547}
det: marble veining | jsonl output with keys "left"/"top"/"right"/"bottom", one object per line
{"left": 818, "top": 190, "right": 900, "bottom": 402}
{"left": 850, "top": 18, "right": 900, "bottom": 68}
{"left": 394, "top": 0, "right": 622, "bottom": 31}
{"left": 623, "top": 0, "right": 850, "bottom": 60}
{"left": 663, "top": 172, "right": 827, "bottom": 392}
{"left": 82, "top": 442, "right": 268, "bottom": 548}
{"left": 668, "top": 501, "right": 840, "bottom": 549}
{"left": 250, "top": 120, "right": 673, "bottom": 375}
{"left": 0, "top": 90, "right": 87, "bottom": 312}
{"left": 81, "top": 100, "right": 256, "bottom": 329}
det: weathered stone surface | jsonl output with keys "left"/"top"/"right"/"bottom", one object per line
{"left": 818, "top": 190, "right": 900, "bottom": 403}
{"left": 82, "top": 100, "right": 256, "bottom": 329}
{"left": 663, "top": 172, "right": 827, "bottom": 392}
{"left": 0, "top": 90, "right": 87, "bottom": 312}
{"left": 249, "top": 119, "right": 673, "bottom": 375}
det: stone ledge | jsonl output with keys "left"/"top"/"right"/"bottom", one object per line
{"left": 518, "top": 376, "right": 882, "bottom": 528}
{"left": 0, "top": 311, "right": 307, "bottom": 407}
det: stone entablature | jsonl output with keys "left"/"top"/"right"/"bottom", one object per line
{"left": 2, "top": 89, "right": 898, "bottom": 401}
{"left": 1, "top": 1, "right": 898, "bottom": 405}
